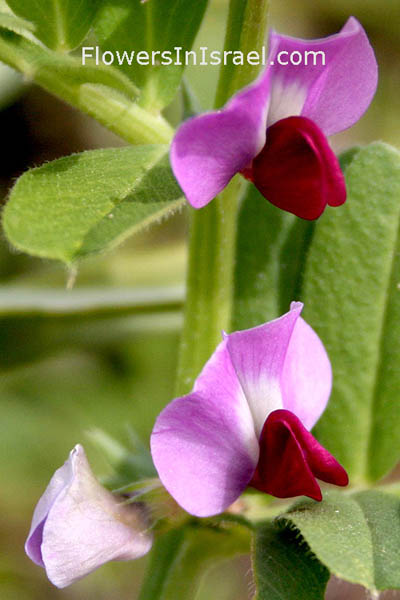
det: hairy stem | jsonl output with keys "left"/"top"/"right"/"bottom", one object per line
{"left": 176, "top": 179, "right": 242, "bottom": 393}
{"left": 0, "top": 30, "right": 173, "bottom": 145}
{"left": 175, "top": 0, "right": 270, "bottom": 394}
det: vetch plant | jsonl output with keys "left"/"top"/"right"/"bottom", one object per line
{"left": 0, "top": 0, "right": 398, "bottom": 598}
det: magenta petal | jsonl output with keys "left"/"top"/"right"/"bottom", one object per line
{"left": 268, "top": 17, "right": 377, "bottom": 135}
{"left": 249, "top": 116, "right": 346, "bottom": 219}
{"left": 226, "top": 303, "right": 303, "bottom": 436}
{"left": 151, "top": 341, "right": 259, "bottom": 516}
{"left": 170, "top": 40, "right": 279, "bottom": 209}
{"left": 251, "top": 409, "right": 348, "bottom": 500}
{"left": 281, "top": 316, "right": 332, "bottom": 430}
{"left": 302, "top": 17, "right": 377, "bottom": 135}
{"left": 26, "top": 445, "right": 152, "bottom": 588}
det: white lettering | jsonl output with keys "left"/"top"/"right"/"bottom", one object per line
{"left": 102, "top": 50, "right": 114, "bottom": 65}
{"left": 81, "top": 46, "right": 93, "bottom": 66}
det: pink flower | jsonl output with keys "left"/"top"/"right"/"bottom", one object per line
{"left": 171, "top": 18, "right": 377, "bottom": 219}
{"left": 25, "top": 445, "right": 152, "bottom": 588}
{"left": 151, "top": 303, "right": 348, "bottom": 517}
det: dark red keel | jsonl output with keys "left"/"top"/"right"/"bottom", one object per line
{"left": 241, "top": 116, "right": 346, "bottom": 220}
{"left": 251, "top": 409, "right": 348, "bottom": 501}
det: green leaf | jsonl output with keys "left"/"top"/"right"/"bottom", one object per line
{"left": 233, "top": 147, "right": 363, "bottom": 332}
{"left": 338, "top": 146, "right": 362, "bottom": 171}
{"left": 139, "top": 523, "right": 250, "bottom": 600}
{"left": 302, "top": 142, "right": 400, "bottom": 483}
{"left": 5, "top": 0, "right": 101, "bottom": 51}
{"left": 94, "top": 0, "right": 208, "bottom": 111}
{"left": 233, "top": 184, "right": 314, "bottom": 330}
{"left": 354, "top": 491, "right": 400, "bottom": 591}
{"left": 3, "top": 146, "right": 184, "bottom": 263}
{"left": 253, "top": 521, "right": 329, "bottom": 600}
{"left": 233, "top": 147, "right": 361, "bottom": 331}
{"left": 278, "top": 490, "right": 400, "bottom": 592}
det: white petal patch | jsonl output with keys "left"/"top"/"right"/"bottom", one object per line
{"left": 244, "top": 377, "right": 283, "bottom": 438}
{"left": 267, "top": 76, "right": 307, "bottom": 127}
{"left": 225, "top": 305, "right": 303, "bottom": 441}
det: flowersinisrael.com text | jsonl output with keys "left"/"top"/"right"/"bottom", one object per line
{"left": 81, "top": 46, "right": 326, "bottom": 68}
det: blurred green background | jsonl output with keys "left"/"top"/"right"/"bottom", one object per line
{"left": 0, "top": 0, "right": 399, "bottom": 598}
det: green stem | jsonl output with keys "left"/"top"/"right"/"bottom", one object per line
{"left": 176, "top": 179, "right": 242, "bottom": 393}
{"left": 175, "top": 0, "right": 269, "bottom": 394}
{"left": 0, "top": 30, "right": 173, "bottom": 145}
{"left": 78, "top": 84, "right": 173, "bottom": 145}
{"left": 215, "top": 0, "right": 270, "bottom": 108}
{"left": 138, "top": 528, "right": 186, "bottom": 600}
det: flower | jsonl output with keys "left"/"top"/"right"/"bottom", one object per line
{"left": 171, "top": 18, "right": 377, "bottom": 220}
{"left": 25, "top": 445, "right": 152, "bottom": 588}
{"left": 151, "top": 302, "right": 348, "bottom": 517}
